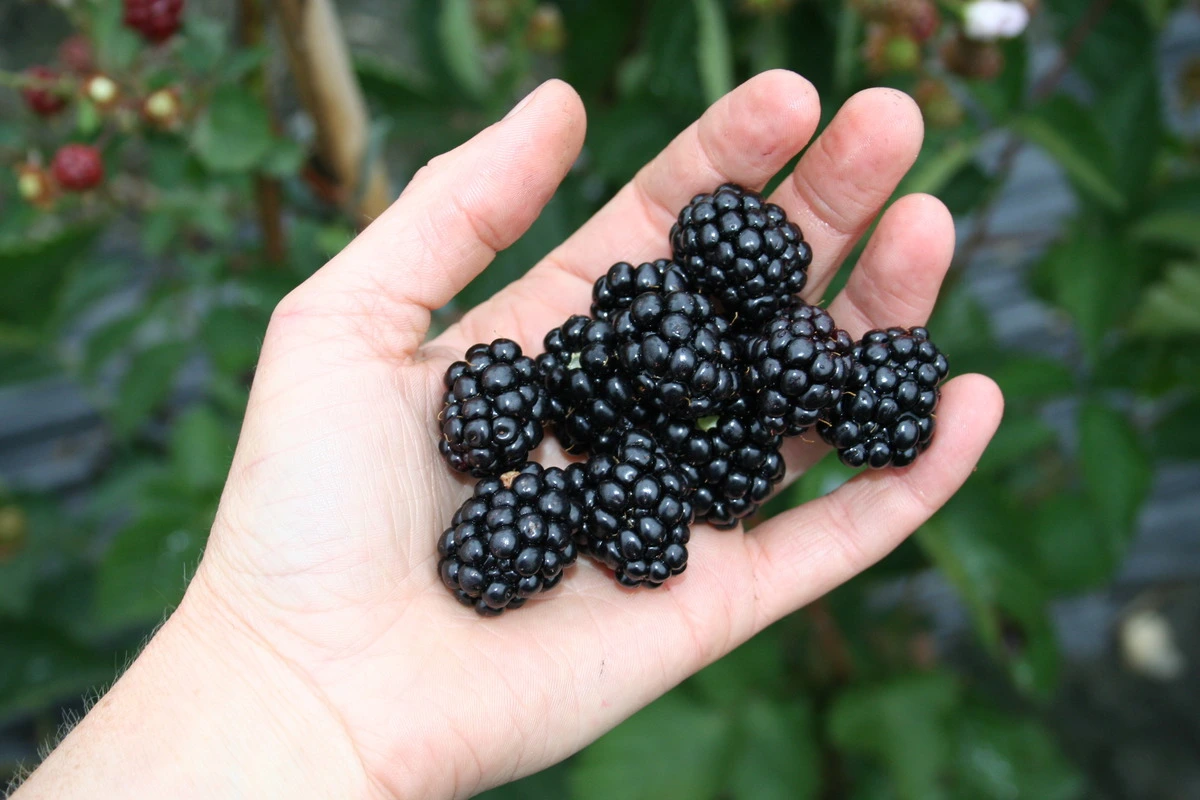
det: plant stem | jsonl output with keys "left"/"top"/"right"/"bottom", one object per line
{"left": 238, "top": 0, "right": 286, "bottom": 265}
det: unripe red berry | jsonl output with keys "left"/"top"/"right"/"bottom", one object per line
{"left": 51, "top": 144, "right": 105, "bottom": 191}
{"left": 22, "top": 66, "right": 68, "bottom": 117}
{"left": 123, "top": 0, "right": 186, "bottom": 44}
{"left": 58, "top": 35, "right": 95, "bottom": 74}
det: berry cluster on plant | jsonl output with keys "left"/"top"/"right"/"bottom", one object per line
{"left": 436, "top": 183, "right": 949, "bottom": 614}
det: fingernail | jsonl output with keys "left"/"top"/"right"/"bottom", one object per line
{"left": 503, "top": 84, "right": 542, "bottom": 121}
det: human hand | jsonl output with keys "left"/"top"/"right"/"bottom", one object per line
{"left": 17, "top": 72, "right": 1002, "bottom": 800}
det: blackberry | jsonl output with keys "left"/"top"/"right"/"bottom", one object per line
{"left": 538, "top": 315, "right": 655, "bottom": 455}
{"left": 819, "top": 327, "right": 949, "bottom": 468}
{"left": 123, "top": 0, "right": 185, "bottom": 43}
{"left": 591, "top": 259, "right": 691, "bottom": 321}
{"left": 658, "top": 400, "right": 785, "bottom": 529}
{"left": 613, "top": 291, "right": 739, "bottom": 419}
{"left": 670, "top": 183, "right": 812, "bottom": 325}
{"left": 438, "top": 463, "right": 581, "bottom": 615}
{"left": 439, "top": 339, "right": 549, "bottom": 477}
{"left": 569, "top": 430, "right": 693, "bottom": 588}
{"left": 745, "top": 299, "right": 854, "bottom": 436}
{"left": 51, "top": 145, "right": 104, "bottom": 192}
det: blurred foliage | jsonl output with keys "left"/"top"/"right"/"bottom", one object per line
{"left": 0, "top": 0, "right": 1198, "bottom": 796}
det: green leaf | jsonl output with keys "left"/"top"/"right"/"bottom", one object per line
{"left": 1151, "top": 396, "right": 1200, "bottom": 461}
{"left": 1011, "top": 97, "right": 1124, "bottom": 211}
{"left": 438, "top": 0, "right": 489, "bottom": 100}
{"left": 1078, "top": 401, "right": 1151, "bottom": 541}
{"left": 201, "top": 304, "right": 266, "bottom": 373}
{"left": 260, "top": 137, "right": 307, "bottom": 178}
{"left": 111, "top": 341, "right": 189, "bottom": 436}
{"left": 82, "top": 313, "right": 144, "bottom": 379}
{"left": 96, "top": 509, "right": 208, "bottom": 628}
{"left": 829, "top": 672, "right": 960, "bottom": 800}
{"left": 171, "top": 406, "right": 235, "bottom": 494}
{"left": 690, "top": 628, "right": 786, "bottom": 707}
{"left": 954, "top": 709, "right": 1084, "bottom": 800}
{"left": 178, "top": 14, "right": 228, "bottom": 72}
{"left": 975, "top": 414, "right": 1056, "bottom": 476}
{"left": 1131, "top": 261, "right": 1200, "bottom": 338}
{"left": 1097, "top": 65, "right": 1160, "bottom": 200}
{"left": 0, "top": 619, "right": 114, "bottom": 723}
{"left": 0, "top": 226, "right": 100, "bottom": 330}
{"left": 692, "top": 0, "right": 733, "bottom": 106}
{"left": 191, "top": 85, "right": 274, "bottom": 173}
{"left": 1130, "top": 212, "right": 1200, "bottom": 253}
{"left": 1031, "top": 234, "right": 1136, "bottom": 361}
{"left": 725, "top": 699, "right": 819, "bottom": 800}
{"left": 571, "top": 692, "right": 732, "bottom": 800}
{"left": 221, "top": 45, "right": 270, "bottom": 83}
{"left": 898, "top": 138, "right": 980, "bottom": 199}
{"left": 988, "top": 356, "right": 1075, "bottom": 403}
{"left": 1031, "top": 493, "right": 1121, "bottom": 593}
{"left": 92, "top": 0, "right": 142, "bottom": 71}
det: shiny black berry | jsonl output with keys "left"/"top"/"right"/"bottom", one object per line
{"left": 569, "top": 430, "right": 694, "bottom": 588}
{"left": 658, "top": 400, "right": 785, "bottom": 529}
{"left": 819, "top": 327, "right": 949, "bottom": 468}
{"left": 591, "top": 259, "right": 692, "bottom": 321}
{"left": 538, "top": 315, "right": 657, "bottom": 455}
{"left": 745, "top": 299, "right": 854, "bottom": 436}
{"left": 439, "top": 339, "right": 549, "bottom": 477}
{"left": 613, "top": 290, "right": 739, "bottom": 419}
{"left": 438, "top": 463, "right": 582, "bottom": 615}
{"left": 670, "top": 183, "right": 812, "bottom": 326}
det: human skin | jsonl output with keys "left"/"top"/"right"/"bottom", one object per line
{"left": 14, "top": 73, "right": 1003, "bottom": 800}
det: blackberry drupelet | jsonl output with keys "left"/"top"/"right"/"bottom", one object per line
{"left": 819, "top": 327, "right": 949, "bottom": 468}
{"left": 745, "top": 299, "right": 854, "bottom": 436}
{"left": 569, "top": 430, "right": 693, "bottom": 587}
{"left": 658, "top": 400, "right": 785, "bottom": 529}
{"left": 613, "top": 290, "right": 739, "bottom": 419}
{"left": 538, "top": 315, "right": 657, "bottom": 455}
{"left": 438, "top": 463, "right": 582, "bottom": 615}
{"left": 670, "top": 183, "right": 812, "bottom": 325}
{"left": 439, "top": 339, "right": 549, "bottom": 477}
{"left": 591, "top": 259, "right": 691, "bottom": 320}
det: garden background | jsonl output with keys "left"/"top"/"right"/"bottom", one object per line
{"left": 2, "top": 0, "right": 1200, "bottom": 797}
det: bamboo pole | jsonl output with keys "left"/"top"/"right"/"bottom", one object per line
{"left": 275, "top": 0, "right": 392, "bottom": 224}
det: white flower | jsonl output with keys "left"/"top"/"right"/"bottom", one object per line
{"left": 963, "top": 0, "right": 1031, "bottom": 41}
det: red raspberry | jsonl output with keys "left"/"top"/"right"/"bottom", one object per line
{"left": 51, "top": 145, "right": 105, "bottom": 192}
{"left": 58, "top": 35, "right": 95, "bottom": 74}
{"left": 123, "top": 0, "right": 186, "bottom": 44}
{"left": 22, "top": 66, "right": 68, "bottom": 116}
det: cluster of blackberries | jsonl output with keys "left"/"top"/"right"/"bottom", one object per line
{"left": 435, "top": 183, "right": 948, "bottom": 615}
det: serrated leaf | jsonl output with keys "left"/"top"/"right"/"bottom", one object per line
{"left": 201, "top": 304, "right": 266, "bottom": 373}
{"left": 111, "top": 341, "right": 189, "bottom": 436}
{"left": 1031, "top": 493, "right": 1121, "bottom": 593}
{"left": 261, "top": 137, "right": 307, "bottom": 178}
{"left": 92, "top": 0, "right": 142, "bottom": 71}
{"left": 975, "top": 414, "right": 1056, "bottom": 475}
{"left": 692, "top": 0, "right": 733, "bottom": 105}
{"left": 82, "top": 313, "right": 144, "bottom": 379}
{"left": 1078, "top": 401, "right": 1151, "bottom": 541}
{"left": 1011, "top": 97, "right": 1124, "bottom": 211}
{"left": 829, "top": 673, "right": 960, "bottom": 800}
{"left": 1032, "top": 235, "right": 1136, "bottom": 362}
{"left": 988, "top": 355, "right": 1075, "bottom": 403}
{"left": 571, "top": 692, "right": 732, "bottom": 800}
{"left": 1131, "top": 261, "right": 1200, "bottom": 338}
{"left": 1098, "top": 65, "right": 1160, "bottom": 199}
{"left": 0, "top": 226, "right": 100, "bottom": 330}
{"left": 954, "top": 709, "right": 1084, "bottom": 800}
{"left": 437, "top": 0, "right": 488, "bottom": 100}
{"left": 191, "top": 86, "right": 273, "bottom": 173}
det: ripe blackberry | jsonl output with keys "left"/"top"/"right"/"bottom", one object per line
{"left": 123, "top": 0, "right": 185, "bottom": 44}
{"left": 745, "top": 299, "right": 854, "bottom": 436}
{"left": 22, "top": 66, "right": 67, "bottom": 117}
{"left": 670, "top": 183, "right": 812, "bottom": 325}
{"left": 819, "top": 327, "right": 949, "bottom": 468}
{"left": 658, "top": 400, "right": 785, "bottom": 529}
{"left": 439, "top": 339, "right": 549, "bottom": 477}
{"left": 591, "top": 259, "right": 691, "bottom": 321}
{"left": 613, "top": 291, "right": 739, "bottom": 419}
{"left": 51, "top": 145, "right": 104, "bottom": 192}
{"left": 438, "top": 463, "right": 581, "bottom": 615}
{"left": 538, "top": 315, "right": 655, "bottom": 455}
{"left": 569, "top": 430, "right": 693, "bottom": 588}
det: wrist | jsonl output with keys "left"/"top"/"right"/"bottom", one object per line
{"left": 15, "top": 567, "right": 382, "bottom": 800}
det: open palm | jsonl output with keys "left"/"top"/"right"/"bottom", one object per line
{"left": 193, "top": 73, "right": 1003, "bottom": 799}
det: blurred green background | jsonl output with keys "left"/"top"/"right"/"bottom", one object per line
{"left": 2, "top": 0, "right": 1200, "bottom": 797}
